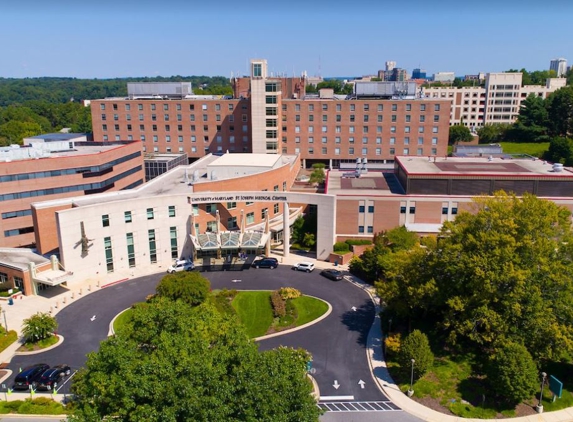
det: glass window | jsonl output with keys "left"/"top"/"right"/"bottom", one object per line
{"left": 147, "top": 208, "right": 154, "bottom": 220}
{"left": 104, "top": 237, "right": 114, "bottom": 272}
{"left": 168, "top": 205, "right": 176, "bottom": 217}
{"left": 102, "top": 214, "right": 110, "bottom": 227}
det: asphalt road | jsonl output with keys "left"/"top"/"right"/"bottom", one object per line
{"left": 3, "top": 265, "right": 415, "bottom": 420}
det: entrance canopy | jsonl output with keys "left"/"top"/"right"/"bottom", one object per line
{"left": 190, "top": 231, "right": 269, "bottom": 252}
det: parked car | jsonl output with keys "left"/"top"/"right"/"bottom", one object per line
{"left": 13, "top": 363, "right": 49, "bottom": 390}
{"left": 36, "top": 364, "right": 72, "bottom": 391}
{"left": 251, "top": 257, "right": 279, "bottom": 269}
{"left": 292, "top": 262, "right": 315, "bottom": 273}
{"left": 320, "top": 269, "right": 343, "bottom": 281}
{"left": 167, "top": 259, "right": 195, "bottom": 274}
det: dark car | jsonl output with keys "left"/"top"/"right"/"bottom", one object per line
{"left": 251, "top": 257, "right": 279, "bottom": 269}
{"left": 320, "top": 269, "right": 343, "bottom": 281}
{"left": 13, "top": 363, "right": 49, "bottom": 391}
{"left": 36, "top": 365, "right": 71, "bottom": 391}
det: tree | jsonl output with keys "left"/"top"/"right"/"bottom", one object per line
{"left": 476, "top": 123, "right": 511, "bottom": 144}
{"left": 397, "top": 330, "right": 434, "bottom": 378}
{"left": 70, "top": 299, "right": 320, "bottom": 422}
{"left": 546, "top": 86, "right": 573, "bottom": 138}
{"left": 507, "top": 94, "right": 550, "bottom": 143}
{"left": 309, "top": 163, "right": 326, "bottom": 185}
{"left": 22, "top": 312, "right": 58, "bottom": 343}
{"left": 448, "top": 125, "right": 473, "bottom": 145}
{"left": 486, "top": 341, "right": 538, "bottom": 405}
{"left": 542, "top": 137, "right": 573, "bottom": 165}
{"left": 156, "top": 271, "right": 211, "bottom": 306}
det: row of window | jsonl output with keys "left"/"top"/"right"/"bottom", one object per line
{"left": 102, "top": 206, "right": 177, "bottom": 227}
{"left": 102, "top": 124, "right": 250, "bottom": 134}
{"left": 0, "top": 166, "right": 142, "bottom": 202}
{"left": 4, "top": 226, "right": 34, "bottom": 238}
{"left": 286, "top": 103, "right": 441, "bottom": 113}
{"left": 101, "top": 103, "right": 237, "bottom": 112}
{"left": 102, "top": 113, "right": 248, "bottom": 123}
{"left": 2, "top": 209, "right": 32, "bottom": 220}
{"left": 293, "top": 126, "right": 440, "bottom": 134}
{"left": 292, "top": 114, "right": 440, "bottom": 123}
{"left": 0, "top": 152, "right": 141, "bottom": 184}
{"left": 295, "top": 136, "right": 439, "bottom": 145}
{"left": 293, "top": 147, "right": 439, "bottom": 156}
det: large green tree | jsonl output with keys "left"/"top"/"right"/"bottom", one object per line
{"left": 156, "top": 271, "right": 211, "bottom": 306}
{"left": 506, "top": 94, "right": 550, "bottom": 143}
{"left": 476, "top": 124, "right": 511, "bottom": 144}
{"left": 543, "top": 137, "right": 573, "bottom": 165}
{"left": 70, "top": 298, "right": 319, "bottom": 422}
{"left": 546, "top": 86, "right": 573, "bottom": 138}
{"left": 448, "top": 125, "right": 473, "bottom": 145}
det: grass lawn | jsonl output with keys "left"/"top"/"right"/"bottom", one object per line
{"left": 17, "top": 335, "right": 59, "bottom": 352}
{"left": 291, "top": 296, "right": 329, "bottom": 327}
{"left": 231, "top": 291, "right": 274, "bottom": 338}
{"left": 499, "top": 142, "right": 549, "bottom": 157}
{"left": 113, "top": 308, "right": 133, "bottom": 334}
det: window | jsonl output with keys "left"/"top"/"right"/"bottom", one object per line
{"left": 148, "top": 229, "right": 157, "bottom": 263}
{"left": 274, "top": 203, "right": 280, "bottom": 213}
{"left": 392, "top": 104, "right": 397, "bottom": 111}
{"left": 126, "top": 233, "right": 136, "bottom": 267}
{"left": 405, "top": 115, "right": 411, "bottom": 122}
{"left": 100, "top": 104, "right": 106, "bottom": 110}
{"left": 359, "top": 205, "right": 365, "bottom": 213}
{"left": 349, "top": 147, "right": 354, "bottom": 155}
{"left": 376, "top": 148, "right": 381, "bottom": 155}
{"left": 409, "top": 206, "right": 416, "bottom": 214}
{"left": 362, "top": 147, "right": 368, "bottom": 155}
{"left": 368, "top": 205, "right": 374, "bottom": 213}
{"left": 420, "top": 115, "right": 426, "bottom": 123}
{"left": 253, "top": 63, "right": 262, "bottom": 77}
{"left": 206, "top": 221, "right": 217, "bottom": 232}
{"left": 102, "top": 214, "right": 110, "bottom": 227}
{"left": 227, "top": 201, "right": 237, "bottom": 209}
{"left": 246, "top": 212, "right": 255, "bottom": 224}
{"left": 405, "top": 126, "right": 410, "bottom": 133}
{"left": 206, "top": 204, "right": 217, "bottom": 213}
{"left": 350, "top": 104, "right": 355, "bottom": 111}
{"left": 404, "top": 137, "right": 410, "bottom": 145}
{"left": 400, "top": 206, "right": 406, "bottom": 214}
{"left": 434, "top": 115, "right": 440, "bottom": 122}
{"left": 283, "top": 181, "right": 287, "bottom": 191}
{"left": 406, "top": 104, "right": 412, "bottom": 111}
{"left": 432, "top": 127, "right": 439, "bottom": 133}
{"left": 420, "top": 104, "right": 426, "bottom": 111}
{"left": 227, "top": 217, "right": 237, "bottom": 229}
{"left": 442, "top": 207, "right": 449, "bottom": 215}
{"left": 403, "top": 148, "right": 410, "bottom": 155}
{"left": 104, "top": 237, "right": 114, "bottom": 272}
{"left": 147, "top": 208, "right": 154, "bottom": 220}
{"left": 435, "top": 104, "right": 441, "bottom": 111}
{"left": 377, "top": 104, "right": 383, "bottom": 112}
{"left": 418, "top": 127, "right": 425, "bottom": 133}
{"left": 261, "top": 208, "right": 268, "bottom": 219}
{"left": 358, "top": 226, "right": 365, "bottom": 233}
{"left": 390, "top": 148, "right": 395, "bottom": 155}
{"left": 363, "top": 104, "right": 370, "bottom": 111}
{"left": 168, "top": 205, "right": 176, "bottom": 217}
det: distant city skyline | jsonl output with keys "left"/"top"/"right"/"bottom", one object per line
{"left": 2, "top": 0, "right": 572, "bottom": 80}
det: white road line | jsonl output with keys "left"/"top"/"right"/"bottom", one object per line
{"left": 319, "top": 395, "right": 354, "bottom": 401}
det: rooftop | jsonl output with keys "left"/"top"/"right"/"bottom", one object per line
{"left": 0, "top": 248, "right": 49, "bottom": 271}
{"left": 209, "top": 153, "right": 282, "bottom": 168}
{"left": 396, "top": 156, "right": 573, "bottom": 178}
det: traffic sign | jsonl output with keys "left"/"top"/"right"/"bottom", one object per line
{"left": 549, "top": 375, "right": 563, "bottom": 399}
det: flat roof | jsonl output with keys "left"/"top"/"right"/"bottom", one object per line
{"left": 144, "top": 153, "right": 187, "bottom": 163}
{"left": 209, "top": 153, "right": 281, "bottom": 168}
{"left": 0, "top": 248, "right": 49, "bottom": 271}
{"left": 27, "top": 133, "right": 87, "bottom": 142}
{"left": 326, "top": 170, "right": 398, "bottom": 196}
{"left": 397, "top": 156, "right": 573, "bottom": 178}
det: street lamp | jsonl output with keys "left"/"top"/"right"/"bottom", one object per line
{"left": 536, "top": 372, "right": 547, "bottom": 413}
{"left": 1, "top": 310, "right": 7, "bottom": 334}
{"left": 407, "top": 359, "right": 415, "bottom": 397}
{"left": 388, "top": 318, "right": 393, "bottom": 335}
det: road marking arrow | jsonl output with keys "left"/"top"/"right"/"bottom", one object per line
{"left": 351, "top": 306, "right": 357, "bottom": 311}
{"left": 90, "top": 315, "right": 96, "bottom": 322}
{"left": 358, "top": 380, "right": 366, "bottom": 389}
{"left": 333, "top": 380, "right": 340, "bottom": 390}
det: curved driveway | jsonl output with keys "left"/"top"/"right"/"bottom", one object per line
{"left": 6, "top": 266, "right": 385, "bottom": 403}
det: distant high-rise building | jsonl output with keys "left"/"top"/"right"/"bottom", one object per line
{"left": 391, "top": 68, "right": 408, "bottom": 81}
{"left": 550, "top": 58, "right": 568, "bottom": 77}
{"left": 385, "top": 61, "right": 396, "bottom": 72}
{"left": 412, "top": 68, "right": 427, "bottom": 79}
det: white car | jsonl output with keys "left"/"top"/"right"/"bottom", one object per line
{"left": 292, "top": 262, "right": 315, "bottom": 273}
{"left": 167, "top": 259, "right": 195, "bottom": 274}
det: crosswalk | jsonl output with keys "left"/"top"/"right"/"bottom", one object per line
{"left": 318, "top": 401, "right": 401, "bottom": 412}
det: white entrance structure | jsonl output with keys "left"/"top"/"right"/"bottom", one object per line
{"left": 187, "top": 191, "right": 336, "bottom": 261}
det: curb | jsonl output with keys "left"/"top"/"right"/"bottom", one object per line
{"left": 108, "top": 308, "right": 131, "bottom": 336}
{"left": 14, "top": 335, "right": 64, "bottom": 356}
{"left": 101, "top": 278, "right": 130, "bottom": 289}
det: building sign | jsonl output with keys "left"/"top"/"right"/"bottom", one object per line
{"left": 188, "top": 194, "right": 289, "bottom": 204}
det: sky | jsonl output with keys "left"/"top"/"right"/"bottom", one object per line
{"left": 2, "top": 0, "right": 572, "bottom": 80}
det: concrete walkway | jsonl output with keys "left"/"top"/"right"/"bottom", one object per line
{"left": 2, "top": 249, "right": 573, "bottom": 421}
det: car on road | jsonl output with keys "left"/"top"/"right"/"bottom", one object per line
{"left": 320, "top": 268, "right": 344, "bottom": 281}
{"left": 292, "top": 262, "right": 315, "bottom": 273}
{"left": 167, "top": 259, "right": 195, "bottom": 274}
{"left": 36, "top": 364, "right": 72, "bottom": 391}
{"left": 13, "top": 363, "right": 49, "bottom": 390}
{"left": 251, "top": 257, "right": 279, "bottom": 269}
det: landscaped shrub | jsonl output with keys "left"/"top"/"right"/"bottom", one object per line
{"left": 156, "top": 272, "right": 211, "bottom": 306}
{"left": 270, "top": 290, "right": 286, "bottom": 318}
{"left": 345, "top": 239, "right": 372, "bottom": 246}
{"left": 279, "top": 287, "right": 301, "bottom": 300}
{"left": 22, "top": 313, "right": 58, "bottom": 343}
{"left": 384, "top": 333, "right": 402, "bottom": 357}
{"left": 14, "top": 397, "right": 67, "bottom": 415}
{"left": 397, "top": 329, "right": 434, "bottom": 378}
{"left": 333, "top": 242, "right": 350, "bottom": 252}
{"left": 0, "top": 287, "right": 20, "bottom": 297}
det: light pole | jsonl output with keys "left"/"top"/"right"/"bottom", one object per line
{"left": 536, "top": 372, "right": 547, "bottom": 413}
{"left": 388, "top": 318, "right": 392, "bottom": 335}
{"left": 407, "top": 359, "right": 415, "bottom": 397}
{"left": 1, "top": 310, "right": 6, "bottom": 334}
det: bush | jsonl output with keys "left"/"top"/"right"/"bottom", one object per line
{"left": 156, "top": 272, "right": 211, "bottom": 306}
{"left": 279, "top": 287, "right": 301, "bottom": 300}
{"left": 397, "top": 330, "right": 434, "bottom": 378}
{"left": 345, "top": 239, "right": 372, "bottom": 246}
{"left": 270, "top": 291, "right": 286, "bottom": 318}
{"left": 0, "top": 287, "right": 20, "bottom": 297}
{"left": 384, "top": 333, "right": 402, "bottom": 357}
{"left": 22, "top": 313, "right": 58, "bottom": 343}
{"left": 333, "top": 242, "right": 350, "bottom": 252}
{"left": 486, "top": 341, "right": 538, "bottom": 405}
{"left": 0, "top": 330, "right": 17, "bottom": 353}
